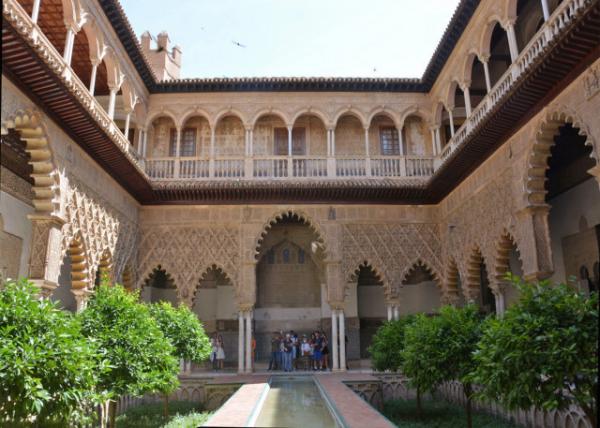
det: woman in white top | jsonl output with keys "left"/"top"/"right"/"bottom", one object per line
{"left": 216, "top": 335, "right": 225, "bottom": 370}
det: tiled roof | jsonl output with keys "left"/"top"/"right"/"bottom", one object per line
{"left": 99, "top": 0, "right": 480, "bottom": 93}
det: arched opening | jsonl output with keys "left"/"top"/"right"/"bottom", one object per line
{"left": 495, "top": 234, "right": 524, "bottom": 309}
{"left": 141, "top": 265, "right": 178, "bottom": 305}
{"left": 254, "top": 212, "right": 326, "bottom": 362}
{"left": 215, "top": 114, "right": 245, "bottom": 157}
{"left": 400, "top": 262, "right": 442, "bottom": 314}
{"left": 445, "top": 258, "right": 465, "bottom": 307}
{"left": 94, "top": 249, "right": 112, "bottom": 287}
{"left": 70, "top": 26, "right": 92, "bottom": 87}
{"left": 436, "top": 103, "right": 454, "bottom": 148}
{"left": 146, "top": 115, "right": 177, "bottom": 178}
{"left": 253, "top": 114, "right": 289, "bottom": 156}
{"left": 292, "top": 114, "right": 327, "bottom": 156}
{"left": 22, "top": 0, "right": 67, "bottom": 54}
{"left": 335, "top": 113, "right": 366, "bottom": 156}
{"left": 466, "top": 248, "right": 496, "bottom": 314}
{"left": 452, "top": 82, "right": 468, "bottom": 129}
{"left": 181, "top": 115, "right": 210, "bottom": 158}
{"left": 369, "top": 113, "right": 399, "bottom": 156}
{"left": 402, "top": 114, "right": 433, "bottom": 156}
{"left": 354, "top": 262, "right": 385, "bottom": 359}
{"left": 515, "top": 0, "right": 545, "bottom": 51}
{"left": 488, "top": 23, "right": 512, "bottom": 88}
{"left": 52, "top": 236, "right": 88, "bottom": 312}
{"left": 192, "top": 265, "right": 235, "bottom": 368}
{"left": 544, "top": 123, "right": 600, "bottom": 284}
{"left": 467, "top": 56, "right": 488, "bottom": 108}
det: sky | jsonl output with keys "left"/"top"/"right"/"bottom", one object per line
{"left": 119, "top": 0, "right": 461, "bottom": 79}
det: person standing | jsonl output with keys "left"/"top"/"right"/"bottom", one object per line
{"left": 282, "top": 333, "right": 293, "bottom": 372}
{"left": 210, "top": 336, "right": 218, "bottom": 372}
{"left": 216, "top": 334, "right": 225, "bottom": 371}
{"left": 321, "top": 332, "right": 329, "bottom": 371}
{"left": 268, "top": 332, "right": 280, "bottom": 371}
{"left": 313, "top": 331, "right": 322, "bottom": 371}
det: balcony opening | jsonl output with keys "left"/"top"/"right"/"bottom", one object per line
{"left": 488, "top": 23, "right": 512, "bottom": 87}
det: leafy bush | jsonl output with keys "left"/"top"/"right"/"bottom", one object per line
{"left": 79, "top": 284, "right": 179, "bottom": 426}
{"left": 0, "top": 278, "right": 102, "bottom": 425}
{"left": 115, "top": 401, "right": 211, "bottom": 428}
{"left": 472, "top": 276, "right": 598, "bottom": 426}
{"left": 368, "top": 315, "right": 414, "bottom": 372}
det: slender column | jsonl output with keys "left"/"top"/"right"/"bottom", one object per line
{"left": 89, "top": 60, "right": 99, "bottom": 96}
{"left": 327, "top": 128, "right": 336, "bottom": 177}
{"left": 495, "top": 292, "right": 506, "bottom": 316}
{"left": 244, "top": 129, "right": 250, "bottom": 156}
{"left": 506, "top": 23, "right": 519, "bottom": 62}
{"left": 175, "top": 128, "right": 182, "bottom": 157}
{"left": 448, "top": 108, "right": 455, "bottom": 138}
{"left": 245, "top": 310, "right": 253, "bottom": 373}
{"left": 142, "top": 129, "right": 148, "bottom": 158}
{"left": 72, "top": 289, "right": 90, "bottom": 312}
{"left": 462, "top": 85, "right": 472, "bottom": 117}
{"left": 331, "top": 309, "right": 339, "bottom": 371}
{"left": 63, "top": 27, "right": 76, "bottom": 66}
{"left": 393, "top": 305, "right": 400, "bottom": 321}
{"left": 107, "top": 86, "right": 118, "bottom": 120}
{"left": 249, "top": 129, "right": 254, "bottom": 156}
{"left": 387, "top": 304, "right": 393, "bottom": 321}
{"left": 123, "top": 111, "right": 132, "bottom": 141}
{"left": 338, "top": 310, "right": 346, "bottom": 371}
{"left": 430, "top": 128, "right": 437, "bottom": 155}
{"left": 435, "top": 127, "right": 442, "bottom": 153}
{"left": 397, "top": 126, "right": 404, "bottom": 156}
{"left": 287, "top": 126, "right": 293, "bottom": 156}
{"left": 209, "top": 129, "right": 216, "bottom": 177}
{"left": 326, "top": 129, "right": 332, "bottom": 156}
{"left": 31, "top": 0, "right": 42, "bottom": 24}
{"left": 481, "top": 56, "right": 492, "bottom": 93}
{"left": 137, "top": 127, "right": 143, "bottom": 155}
{"left": 238, "top": 311, "right": 244, "bottom": 373}
{"left": 331, "top": 128, "right": 336, "bottom": 156}
{"left": 364, "top": 128, "right": 371, "bottom": 177}
{"left": 541, "top": 0, "right": 550, "bottom": 21}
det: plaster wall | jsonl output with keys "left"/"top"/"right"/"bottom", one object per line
{"left": 0, "top": 188, "right": 33, "bottom": 278}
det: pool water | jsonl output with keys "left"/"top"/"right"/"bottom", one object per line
{"left": 254, "top": 376, "right": 340, "bottom": 428}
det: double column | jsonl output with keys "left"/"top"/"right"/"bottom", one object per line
{"left": 329, "top": 304, "right": 347, "bottom": 371}
{"left": 237, "top": 306, "right": 254, "bottom": 373}
{"left": 386, "top": 301, "right": 400, "bottom": 321}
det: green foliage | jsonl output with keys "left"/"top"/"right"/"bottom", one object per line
{"left": 382, "top": 399, "right": 519, "bottom": 428}
{"left": 472, "top": 275, "right": 598, "bottom": 424}
{"left": 79, "top": 284, "right": 179, "bottom": 399}
{"left": 115, "top": 401, "right": 211, "bottom": 428}
{"left": 368, "top": 316, "right": 415, "bottom": 372}
{"left": 148, "top": 301, "right": 211, "bottom": 363}
{"left": 0, "top": 278, "right": 102, "bottom": 425}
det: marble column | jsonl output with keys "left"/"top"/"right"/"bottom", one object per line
{"left": 63, "top": 26, "right": 76, "bottom": 66}
{"left": 448, "top": 108, "right": 455, "bottom": 138}
{"left": 338, "top": 310, "right": 346, "bottom": 371}
{"left": 107, "top": 86, "right": 118, "bottom": 120}
{"left": 481, "top": 56, "right": 492, "bottom": 93}
{"left": 541, "top": 0, "right": 550, "bottom": 21}
{"left": 506, "top": 23, "right": 519, "bottom": 62}
{"left": 89, "top": 60, "right": 100, "bottom": 96}
{"left": 31, "top": 0, "right": 42, "bottom": 23}
{"left": 245, "top": 310, "right": 253, "bottom": 373}
{"left": 387, "top": 304, "right": 393, "bottom": 321}
{"left": 331, "top": 309, "right": 339, "bottom": 371}
{"left": 238, "top": 311, "right": 244, "bottom": 373}
{"left": 393, "top": 305, "right": 400, "bottom": 321}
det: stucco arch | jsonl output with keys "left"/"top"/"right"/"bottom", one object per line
{"left": 348, "top": 260, "right": 390, "bottom": 296}
{"left": 120, "top": 261, "right": 135, "bottom": 290}
{"left": 101, "top": 46, "right": 122, "bottom": 89}
{"left": 65, "top": 232, "right": 89, "bottom": 291}
{"left": 1, "top": 110, "right": 61, "bottom": 217}
{"left": 400, "top": 259, "right": 442, "bottom": 290}
{"left": 480, "top": 17, "right": 507, "bottom": 58}
{"left": 250, "top": 108, "right": 290, "bottom": 128}
{"left": 178, "top": 107, "right": 213, "bottom": 129}
{"left": 492, "top": 231, "right": 523, "bottom": 290}
{"left": 192, "top": 263, "right": 235, "bottom": 304}
{"left": 400, "top": 106, "right": 431, "bottom": 129}
{"left": 253, "top": 209, "right": 327, "bottom": 261}
{"left": 61, "top": 0, "right": 82, "bottom": 30}
{"left": 432, "top": 101, "right": 446, "bottom": 127}
{"left": 443, "top": 257, "right": 463, "bottom": 304}
{"left": 94, "top": 248, "right": 113, "bottom": 286}
{"left": 333, "top": 107, "right": 367, "bottom": 129}
{"left": 462, "top": 50, "right": 481, "bottom": 85}
{"left": 213, "top": 107, "right": 249, "bottom": 129}
{"left": 524, "top": 106, "right": 599, "bottom": 207}
{"left": 290, "top": 108, "right": 331, "bottom": 129}
{"left": 366, "top": 107, "right": 401, "bottom": 130}
{"left": 120, "top": 78, "right": 137, "bottom": 112}
{"left": 505, "top": 0, "right": 519, "bottom": 23}
{"left": 79, "top": 13, "right": 104, "bottom": 63}
{"left": 144, "top": 109, "right": 179, "bottom": 129}
{"left": 464, "top": 245, "right": 495, "bottom": 302}
{"left": 444, "top": 79, "right": 462, "bottom": 110}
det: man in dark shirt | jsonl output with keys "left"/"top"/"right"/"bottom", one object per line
{"left": 268, "top": 332, "right": 280, "bottom": 370}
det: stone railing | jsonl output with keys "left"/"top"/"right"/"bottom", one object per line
{"left": 437, "top": 0, "right": 591, "bottom": 166}
{"left": 144, "top": 154, "right": 435, "bottom": 180}
{"left": 2, "top": 0, "right": 145, "bottom": 177}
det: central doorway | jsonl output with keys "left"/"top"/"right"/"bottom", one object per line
{"left": 254, "top": 213, "right": 325, "bottom": 362}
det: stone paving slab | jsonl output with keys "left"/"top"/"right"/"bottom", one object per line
{"left": 203, "top": 379, "right": 269, "bottom": 427}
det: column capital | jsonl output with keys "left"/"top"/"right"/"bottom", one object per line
{"left": 329, "top": 301, "right": 344, "bottom": 310}
{"left": 460, "top": 81, "right": 471, "bottom": 91}
{"left": 238, "top": 303, "right": 254, "bottom": 312}
{"left": 478, "top": 53, "right": 490, "bottom": 63}
{"left": 27, "top": 213, "right": 66, "bottom": 227}
{"left": 515, "top": 203, "right": 551, "bottom": 218}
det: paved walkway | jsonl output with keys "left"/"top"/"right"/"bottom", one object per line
{"left": 202, "top": 371, "right": 395, "bottom": 428}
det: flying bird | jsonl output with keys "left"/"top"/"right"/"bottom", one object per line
{"left": 232, "top": 40, "right": 247, "bottom": 48}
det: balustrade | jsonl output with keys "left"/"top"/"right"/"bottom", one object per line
{"left": 437, "top": 0, "right": 587, "bottom": 165}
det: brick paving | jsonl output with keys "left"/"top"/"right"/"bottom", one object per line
{"left": 202, "top": 371, "right": 395, "bottom": 427}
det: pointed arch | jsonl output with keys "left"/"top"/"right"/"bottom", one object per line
{"left": 493, "top": 231, "right": 524, "bottom": 289}
{"left": 525, "top": 107, "right": 599, "bottom": 206}
{"left": 462, "top": 50, "right": 480, "bottom": 85}
{"left": 464, "top": 245, "right": 489, "bottom": 302}
{"left": 94, "top": 248, "right": 112, "bottom": 287}
{"left": 1, "top": 110, "right": 61, "bottom": 216}
{"left": 444, "top": 80, "right": 461, "bottom": 110}
{"left": 444, "top": 257, "right": 464, "bottom": 304}
{"left": 79, "top": 13, "right": 104, "bottom": 63}
{"left": 192, "top": 264, "right": 234, "bottom": 305}
{"left": 253, "top": 210, "right": 327, "bottom": 260}
{"left": 400, "top": 259, "right": 442, "bottom": 290}
{"left": 121, "top": 262, "right": 134, "bottom": 291}
{"left": 480, "top": 17, "right": 506, "bottom": 58}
